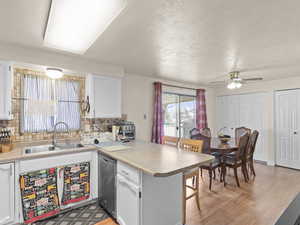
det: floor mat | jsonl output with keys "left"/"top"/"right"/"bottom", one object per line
{"left": 32, "top": 203, "right": 109, "bottom": 225}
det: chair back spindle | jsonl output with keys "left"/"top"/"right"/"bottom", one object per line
{"left": 179, "top": 138, "right": 204, "bottom": 153}
{"left": 162, "top": 136, "right": 179, "bottom": 147}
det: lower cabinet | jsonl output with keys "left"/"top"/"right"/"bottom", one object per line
{"left": 18, "top": 152, "right": 98, "bottom": 223}
{"left": 116, "top": 161, "right": 182, "bottom": 225}
{"left": 116, "top": 174, "right": 140, "bottom": 225}
{"left": 0, "top": 163, "right": 15, "bottom": 225}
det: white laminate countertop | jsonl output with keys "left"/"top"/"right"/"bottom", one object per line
{"left": 98, "top": 141, "right": 214, "bottom": 177}
{"left": 0, "top": 140, "right": 214, "bottom": 177}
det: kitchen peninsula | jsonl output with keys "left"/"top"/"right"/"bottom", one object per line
{"left": 0, "top": 140, "right": 214, "bottom": 225}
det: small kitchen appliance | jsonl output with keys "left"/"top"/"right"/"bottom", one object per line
{"left": 111, "top": 121, "right": 135, "bottom": 141}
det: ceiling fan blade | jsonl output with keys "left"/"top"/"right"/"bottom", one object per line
{"left": 243, "top": 77, "right": 263, "bottom": 81}
{"left": 209, "top": 81, "right": 226, "bottom": 85}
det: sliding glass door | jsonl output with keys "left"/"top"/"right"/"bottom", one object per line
{"left": 162, "top": 93, "right": 196, "bottom": 138}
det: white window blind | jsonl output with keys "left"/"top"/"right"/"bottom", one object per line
{"left": 21, "top": 74, "right": 81, "bottom": 133}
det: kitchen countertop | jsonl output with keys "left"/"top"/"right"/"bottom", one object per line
{"left": 0, "top": 140, "right": 214, "bottom": 177}
{"left": 0, "top": 143, "right": 97, "bottom": 163}
{"left": 99, "top": 141, "right": 214, "bottom": 177}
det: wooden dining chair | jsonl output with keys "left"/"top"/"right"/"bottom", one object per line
{"left": 235, "top": 127, "right": 251, "bottom": 145}
{"left": 179, "top": 138, "right": 204, "bottom": 225}
{"left": 224, "top": 133, "right": 250, "bottom": 187}
{"left": 190, "top": 133, "right": 220, "bottom": 191}
{"left": 162, "top": 136, "right": 179, "bottom": 147}
{"left": 246, "top": 130, "right": 259, "bottom": 177}
{"left": 200, "top": 127, "right": 212, "bottom": 138}
{"left": 190, "top": 128, "right": 201, "bottom": 137}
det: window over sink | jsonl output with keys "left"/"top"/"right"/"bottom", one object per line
{"left": 20, "top": 73, "right": 81, "bottom": 133}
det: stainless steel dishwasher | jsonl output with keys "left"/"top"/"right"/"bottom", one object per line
{"left": 98, "top": 153, "right": 117, "bottom": 218}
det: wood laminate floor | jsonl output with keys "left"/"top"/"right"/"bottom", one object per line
{"left": 91, "top": 164, "right": 300, "bottom": 225}
{"left": 186, "top": 163, "right": 300, "bottom": 225}
{"left": 94, "top": 218, "right": 118, "bottom": 225}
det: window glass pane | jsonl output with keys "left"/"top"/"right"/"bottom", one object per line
{"left": 179, "top": 95, "right": 196, "bottom": 138}
{"left": 162, "top": 93, "right": 179, "bottom": 137}
{"left": 162, "top": 92, "right": 196, "bottom": 138}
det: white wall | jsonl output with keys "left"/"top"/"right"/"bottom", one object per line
{"left": 214, "top": 76, "right": 300, "bottom": 166}
{"left": 122, "top": 74, "right": 216, "bottom": 141}
{"left": 0, "top": 42, "right": 124, "bottom": 77}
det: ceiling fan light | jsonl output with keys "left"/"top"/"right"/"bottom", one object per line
{"left": 227, "top": 82, "right": 236, "bottom": 89}
{"left": 227, "top": 81, "right": 242, "bottom": 89}
{"left": 46, "top": 68, "right": 64, "bottom": 79}
{"left": 235, "top": 82, "right": 242, "bottom": 89}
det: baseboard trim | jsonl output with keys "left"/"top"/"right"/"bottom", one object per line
{"left": 254, "top": 160, "right": 267, "bottom": 165}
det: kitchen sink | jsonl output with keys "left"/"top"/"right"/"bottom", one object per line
{"left": 23, "top": 143, "right": 85, "bottom": 155}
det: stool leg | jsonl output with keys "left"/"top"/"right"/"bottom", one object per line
{"left": 195, "top": 170, "right": 201, "bottom": 210}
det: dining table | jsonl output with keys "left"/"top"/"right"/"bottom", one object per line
{"left": 210, "top": 137, "right": 239, "bottom": 186}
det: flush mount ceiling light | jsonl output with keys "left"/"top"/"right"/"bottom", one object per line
{"left": 44, "top": 0, "right": 127, "bottom": 54}
{"left": 46, "top": 68, "right": 64, "bottom": 79}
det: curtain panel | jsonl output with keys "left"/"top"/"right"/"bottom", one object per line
{"left": 19, "top": 70, "right": 82, "bottom": 133}
{"left": 151, "top": 82, "right": 164, "bottom": 144}
{"left": 196, "top": 89, "right": 208, "bottom": 129}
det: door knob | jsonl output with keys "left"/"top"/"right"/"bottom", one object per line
{"left": 294, "top": 131, "right": 298, "bottom": 135}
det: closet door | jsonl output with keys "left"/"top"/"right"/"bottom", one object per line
{"left": 227, "top": 95, "right": 240, "bottom": 137}
{"left": 216, "top": 96, "right": 228, "bottom": 133}
{"left": 239, "top": 93, "right": 268, "bottom": 161}
{"left": 216, "top": 95, "right": 239, "bottom": 137}
{"left": 276, "top": 90, "right": 300, "bottom": 169}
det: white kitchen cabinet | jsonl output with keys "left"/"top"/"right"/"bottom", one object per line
{"left": 116, "top": 161, "right": 182, "bottom": 225}
{"left": 117, "top": 174, "right": 140, "bottom": 225}
{"left": 0, "top": 62, "right": 13, "bottom": 120}
{"left": 19, "top": 151, "right": 98, "bottom": 214}
{"left": 117, "top": 161, "right": 141, "bottom": 225}
{"left": 0, "top": 163, "right": 15, "bottom": 225}
{"left": 86, "top": 74, "right": 122, "bottom": 118}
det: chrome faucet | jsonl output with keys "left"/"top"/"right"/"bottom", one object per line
{"left": 52, "top": 122, "right": 70, "bottom": 147}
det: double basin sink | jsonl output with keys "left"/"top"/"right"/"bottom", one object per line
{"left": 23, "top": 143, "right": 85, "bottom": 155}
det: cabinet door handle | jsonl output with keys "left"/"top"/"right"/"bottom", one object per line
{"left": 121, "top": 170, "right": 129, "bottom": 176}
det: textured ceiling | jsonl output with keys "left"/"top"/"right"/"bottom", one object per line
{"left": 1, "top": 0, "right": 300, "bottom": 84}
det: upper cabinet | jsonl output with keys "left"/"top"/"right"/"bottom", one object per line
{"left": 0, "top": 62, "right": 13, "bottom": 120}
{"left": 86, "top": 74, "right": 122, "bottom": 118}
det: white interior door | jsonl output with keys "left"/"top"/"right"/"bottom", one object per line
{"left": 276, "top": 90, "right": 300, "bottom": 169}
{"left": 216, "top": 95, "right": 239, "bottom": 137}
{"left": 239, "top": 93, "right": 268, "bottom": 161}
{"left": 217, "top": 93, "right": 269, "bottom": 162}
{"left": 227, "top": 95, "right": 240, "bottom": 137}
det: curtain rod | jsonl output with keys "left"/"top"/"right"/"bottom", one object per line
{"left": 161, "top": 83, "right": 200, "bottom": 91}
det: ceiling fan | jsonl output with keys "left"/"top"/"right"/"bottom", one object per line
{"left": 209, "top": 71, "right": 263, "bottom": 89}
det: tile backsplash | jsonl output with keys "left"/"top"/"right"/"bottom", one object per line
{"left": 0, "top": 68, "right": 126, "bottom": 143}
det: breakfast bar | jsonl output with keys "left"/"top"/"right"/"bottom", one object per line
{"left": 0, "top": 140, "right": 214, "bottom": 225}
